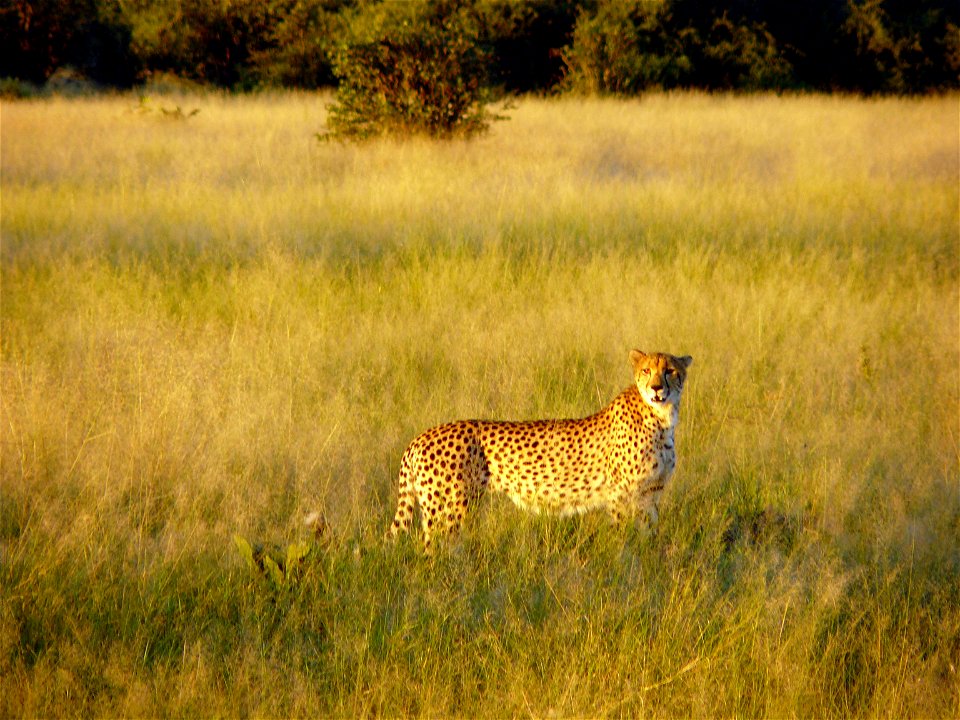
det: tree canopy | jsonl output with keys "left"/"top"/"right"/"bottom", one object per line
{"left": 2, "top": 0, "right": 957, "bottom": 94}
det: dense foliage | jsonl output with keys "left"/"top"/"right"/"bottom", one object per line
{"left": 324, "top": 2, "right": 494, "bottom": 139}
{"left": 1, "top": 0, "right": 957, "bottom": 94}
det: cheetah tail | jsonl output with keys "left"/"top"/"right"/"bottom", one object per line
{"left": 386, "top": 452, "right": 416, "bottom": 540}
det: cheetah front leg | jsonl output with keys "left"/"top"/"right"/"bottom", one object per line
{"left": 604, "top": 469, "right": 658, "bottom": 536}
{"left": 606, "top": 496, "right": 659, "bottom": 537}
{"left": 636, "top": 482, "right": 664, "bottom": 537}
{"left": 637, "top": 500, "right": 659, "bottom": 537}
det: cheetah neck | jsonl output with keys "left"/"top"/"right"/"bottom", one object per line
{"left": 623, "top": 386, "right": 680, "bottom": 430}
{"left": 644, "top": 397, "right": 680, "bottom": 430}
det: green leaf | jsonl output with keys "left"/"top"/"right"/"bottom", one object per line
{"left": 233, "top": 534, "right": 256, "bottom": 572}
{"left": 262, "top": 555, "right": 285, "bottom": 587}
{"left": 286, "top": 541, "right": 311, "bottom": 570}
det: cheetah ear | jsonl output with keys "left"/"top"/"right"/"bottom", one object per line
{"left": 677, "top": 355, "right": 693, "bottom": 369}
{"left": 629, "top": 349, "right": 647, "bottom": 367}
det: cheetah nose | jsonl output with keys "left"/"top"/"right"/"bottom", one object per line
{"left": 651, "top": 383, "right": 663, "bottom": 393}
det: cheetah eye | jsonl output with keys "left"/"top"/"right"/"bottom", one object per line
{"left": 641, "top": 368, "right": 650, "bottom": 375}
{"left": 664, "top": 368, "right": 674, "bottom": 376}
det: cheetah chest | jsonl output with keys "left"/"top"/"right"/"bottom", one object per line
{"left": 639, "top": 425, "right": 676, "bottom": 490}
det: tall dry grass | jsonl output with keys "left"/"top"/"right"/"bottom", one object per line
{"left": 1, "top": 91, "right": 958, "bottom": 717}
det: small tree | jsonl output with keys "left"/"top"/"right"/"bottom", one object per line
{"left": 561, "top": 0, "right": 692, "bottom": 94}
{"left": 323, "top": 1, "right": 497, "bottom": 140}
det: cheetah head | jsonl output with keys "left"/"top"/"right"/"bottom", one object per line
{"left": 630, "top": 350, "right": 693, "bottom": 409}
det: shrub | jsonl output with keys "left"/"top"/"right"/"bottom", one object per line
{"left": 561, "top": 0, "right": 692, "bottom": 94}
{"left": 474, "top": 0, "right": 580, "bottom": 93}
{"left": 692, "top": 14, "right": 793, "bottom": 90}
{"left": 44, "top": 66, "right": 102, "bottom": 95}
{"left": 0, "top": 77, "right": 40, "bottom": 99}
{"left": 246, "top": 0, "right": 346, "bottom": 89}
{"left": 0, "top": 0, "right": 137, "bottom": 86}
{"left": 123, "top": 0, "right": 279, "bottom": 88}
{"left": 323, "top": 1, "right": 497, "bottom": 140}
{"left": 562, "top": 0, "right": 794, "bottom": 94}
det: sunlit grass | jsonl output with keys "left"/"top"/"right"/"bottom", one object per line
{"left": 1, "top": 91, "right": 958, "bottom": 717}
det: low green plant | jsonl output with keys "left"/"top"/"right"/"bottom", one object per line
{"left": 234, "top": 534, "right": 312, "bottom": 589}
{"left": 131, "top": 95, "right": 201, "bottom": 120}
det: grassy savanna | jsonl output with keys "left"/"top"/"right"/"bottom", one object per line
{"left": 2, "top": 92, "right": 958, "bottom": 717}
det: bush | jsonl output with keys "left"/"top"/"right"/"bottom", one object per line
{"left": 0, "top": 0, "right": 137, "bottom": 87}
{"left": 122, "top": 0, "right": 279, "bottom": 88}
{"left": 561, "top": 0, "right": 794, "bottom": 94}
{"left": 245, "top": 0, "right": 346, "bottom": 89}
{"left": 561, "top": 0, "right": 692, "bottom": 94}
{"left": 474, "top": 0, "right": 580, "bottom": 93}
{"left": 0, "top": 77, "right": 40, "bottom": 99}
{"left": 324, "top": 1, "right": 497, "bottom": 140}
{"left": 691, "top": 14, "right": 793, "bottom": 90}
{"left": 44, "top": 66, "right": 102, "bottom": 95}
{"left": 838, "top": 0, "right": 960, "bottom": 93}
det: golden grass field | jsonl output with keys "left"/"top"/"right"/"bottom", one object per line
{"left": 2, "top": 91, "right": 959, "bottom": 717}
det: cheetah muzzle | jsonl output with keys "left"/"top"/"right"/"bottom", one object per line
{"left": 387, "top": 349, "right": 693, "bottom": 552}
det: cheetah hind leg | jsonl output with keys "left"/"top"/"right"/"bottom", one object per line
{"left": 385, "top": 459, "right": 447, "bottom": 555}
{"left": 387, "top": 454, "right": 416, "bottom": 542}
{"left": 418, "top": 495, "right": 459, "bottom": 556}
{"left": 419, "top": 483, "right": 470, "bottom": 556}
{"left": 385, "top": 457, "right": 451, "bottom": 554}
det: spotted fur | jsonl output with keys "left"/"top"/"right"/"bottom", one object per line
{"left": 388, "top": 350, "right": 693, "bottom": 552}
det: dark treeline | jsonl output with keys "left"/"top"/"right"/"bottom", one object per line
{"left": 2, "top": 0, "right": 957, "bottom": 94}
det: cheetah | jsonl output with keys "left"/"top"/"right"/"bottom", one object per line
{"left": 387, "top": 350, "right": 693, "bottom": 552}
